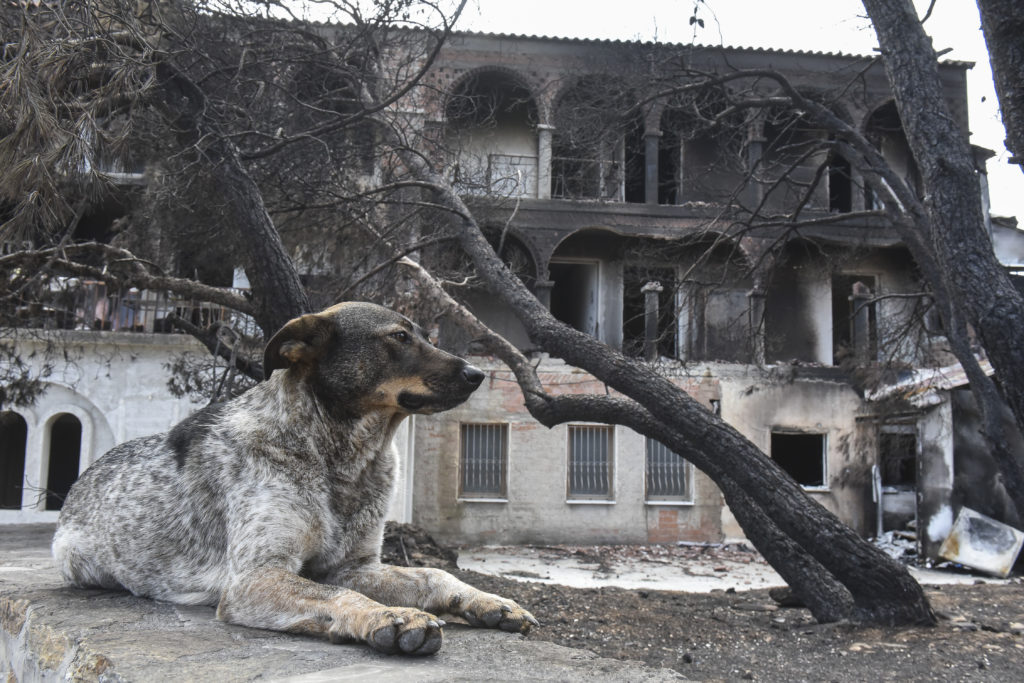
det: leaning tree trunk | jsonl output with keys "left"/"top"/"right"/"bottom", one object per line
{"left": 977, "top": 0, "right": 1024, "bottom": 176}
{"left": 389, "top": 139, "right": 934, "bottom": 625}
{"left": 863, "top": 0, "right": 1024, "bottom": 515}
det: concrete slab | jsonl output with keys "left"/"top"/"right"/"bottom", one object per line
{"left": 1, "top": 525, "right": 681, "bottom": 682}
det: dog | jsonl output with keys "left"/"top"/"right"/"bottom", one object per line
{"left": 52, "top": 302, "right": 537, "bottom": 655}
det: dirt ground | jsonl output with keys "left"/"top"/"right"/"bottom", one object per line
{"left": 383, "top": 525, "right": 1024, "bottom": 682}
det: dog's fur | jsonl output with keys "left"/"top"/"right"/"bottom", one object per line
{"left": 52, "top": 302, "right": 536, "bottom": 655}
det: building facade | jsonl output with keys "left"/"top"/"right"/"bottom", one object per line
{"left": 3, "top": 29, "right": 1021, "bottom": 560}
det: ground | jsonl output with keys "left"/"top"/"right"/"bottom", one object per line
{"left": 383, "top": 525, "right": 1024, "bottom": 681}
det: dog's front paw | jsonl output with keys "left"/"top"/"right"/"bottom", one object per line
{"left": 458, "top": 593, "right": 539, "bottom": 634}
{"left": 332, "top": 607, "right": 444, "bottom": 656}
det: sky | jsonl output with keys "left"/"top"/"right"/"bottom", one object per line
{"left": 457, "top": 0, "right": 1022, "bottom": 224}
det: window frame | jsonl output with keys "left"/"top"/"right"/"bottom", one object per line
{"left": 769, "top": 429, "right": 829, "bottom": 491}
{"left": 457, "top": 422, "right": 510, "bottom": 503}
{"left": 644, "top": 437, "right": 693, "bottom": 505}
{"left": 566, "top": 424, "right": 615, "bottom": 503}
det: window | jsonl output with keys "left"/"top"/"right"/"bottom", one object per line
{"left": 645, "top": 438, "right": 691, "bottom": 502}
{"left": 46, "top": 414, "right": 82, "bottom": 511}
{"left": 770, "top": 431, "right": 826, "bottom": 489}
{"left": 459, "top": 423, "right": 508, "bottom": 499}
{"left": 567, "top": 425, "right": 614, "bottom": 500}
{"left": 1, "top": 412, "right": 28, "bottom": 510}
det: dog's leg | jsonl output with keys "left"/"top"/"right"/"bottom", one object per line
{"left": 216, "top": 567, "right": 445, "bottom": 655}
{"left": 330, "top": 564, "right": 539, "bottom": 633}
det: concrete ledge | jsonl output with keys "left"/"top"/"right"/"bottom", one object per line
{"left": 1, "top": 526, "right": 682, "bottom": 682}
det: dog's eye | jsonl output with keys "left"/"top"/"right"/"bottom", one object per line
{"left": 390, "top": 331, "right": 410, "bottom": 343}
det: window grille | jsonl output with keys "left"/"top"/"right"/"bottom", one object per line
{"left": 567, "top": 425, "right": 613, "bottom": 499}
{"left": 459, "top": 423, "right": 508, "bottom": 498}
{"left": 645, "top": 438, "right": 691, "bottom": 501}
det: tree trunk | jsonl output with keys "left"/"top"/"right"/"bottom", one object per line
{"left": 977, "top": 0, "right": 1024, "bottom": 175}
{"left": 862, "top": 0, "right": 1024, "bottom": 516}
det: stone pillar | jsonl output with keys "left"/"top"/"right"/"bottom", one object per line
{"left": 536, "top": 124, "right": 554, "bottom": 200}
{"left": 748, "top": 286, "right": 766, "bottom": 365}
{"left": 642, "top": 281, "right": 663, "bottom": 361}
{"left": 850, "top": 280, "right": 872, "bottom": 362}
{"left": 745, "top": 116, "right": 766, "bottom": 208}
{"left": 534, "top": 279, "right": 556, "bottom": 310}
{"left": 645, "top": 131, "right": 661, "bottom": 205}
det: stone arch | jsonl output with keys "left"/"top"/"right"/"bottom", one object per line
{"left": 21, "top": 384, "right": 114, "bottom": 512}
{"left": 444, "top": 66, "right": 541, "bottom": 198}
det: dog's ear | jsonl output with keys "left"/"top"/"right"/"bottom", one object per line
{"left": 263, "top": 313, "right": 335, "bottom": 379}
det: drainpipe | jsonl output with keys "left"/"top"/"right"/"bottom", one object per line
{"left": 642, "top": 281, "right": 663, "bottom": 362}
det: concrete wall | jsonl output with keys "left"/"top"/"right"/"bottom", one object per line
{"left": 412, "top": 358, "right": 875, "bottom": 545}
{"left": 1, "top": 332, "right": 205, "bottom": 523}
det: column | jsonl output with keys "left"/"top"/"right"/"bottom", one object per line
{"left": 645, "top": 131, "right": 661, "bottom": 205}
{"left": 536, "top": 124, "right": 554, "bottom": 200}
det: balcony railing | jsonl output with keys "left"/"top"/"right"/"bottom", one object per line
{"left": 551, "top": 156, "right": 622, "bottom": 201}
{"left": 7, "top": 280, "right": 258, "bottom": 337}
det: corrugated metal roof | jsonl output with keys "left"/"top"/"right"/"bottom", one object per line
{"left": 450, "top": 29, "right": 973, "bottom": 68}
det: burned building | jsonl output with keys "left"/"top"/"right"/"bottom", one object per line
{"left": 2, "top": 27, "right": 1021, "bottom": 562}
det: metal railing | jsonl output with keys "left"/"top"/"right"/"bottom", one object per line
{"left": 7, "top": 280, "right": 258, "bottom": 337}
{"left": 551, "top": 156, "right": 622, "bottom": 201}
{"left": 567, "top": 424, "right": 613, "bottom": 499}
{"left": 459, "top": 423, "right": 508, "bottom": 498}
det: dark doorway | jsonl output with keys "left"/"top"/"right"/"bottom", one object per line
{"left": 45, "top": 414, "right": 82, "bottom": 510}
{"left": 1, "top": 412, "right": 28, "bottom": 509}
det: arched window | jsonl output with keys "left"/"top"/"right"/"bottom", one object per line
{"left": 0, "top": 411, "right": 28, "bottom": 509}
{"left": 45, "top": 413, "right": 82, "bottom": 511}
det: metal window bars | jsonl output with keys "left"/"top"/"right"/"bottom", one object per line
{"left": 645, "top": 438, "right": 690, "bottom": 501}
{"left": 459, "top": 423, "right": 508, "bottom": 498}
{"left": 567, "top": 424, "right": 613, "bottom": 498}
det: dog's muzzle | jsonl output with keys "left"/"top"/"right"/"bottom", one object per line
{"left": 397, "top": 363, "right": 485, "bottom": 413}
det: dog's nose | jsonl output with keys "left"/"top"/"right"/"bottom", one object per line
{"left": 461, "top": 365, "right": 486, "bottom": 387}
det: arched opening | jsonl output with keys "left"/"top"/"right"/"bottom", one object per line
{"left": 445, "top": 69, "right": 539, "bottom": 197}
{"left": 551, "top": 76, "right": 644, "bottom": 202}
{"left": 864, "top": 101, "right": 921, "bottom": 208}
{"left": 621, "top": 237, "right": 753, "bottom": 361}
{"left": 658, "top": 91, "right": 739, "bottom": 205}
{"left": 45, "top": 413, "right": 82, "bottom": 511}
{"left": 0, "top": 411, "right": 28, "bottom": 509}
{"left": 761, "top": 106, "right": 831, "bottom": 211}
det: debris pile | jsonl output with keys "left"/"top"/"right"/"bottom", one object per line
{"left": 381, "top": 522, "right": 459, "bottom": 569}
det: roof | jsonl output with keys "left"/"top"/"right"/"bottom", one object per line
{"left": 866, "top": 358, "right": 995, "bottom": 407}
{"left": 451, "top": 29, "right": 974, "bottom": 69}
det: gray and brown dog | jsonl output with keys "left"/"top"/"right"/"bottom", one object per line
{"left": 53, "top": 302, "right": 536, "bottom": 655}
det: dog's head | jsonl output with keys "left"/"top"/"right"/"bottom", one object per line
{"left": 263, "top": 302, "right": 485, "bottom": 416}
